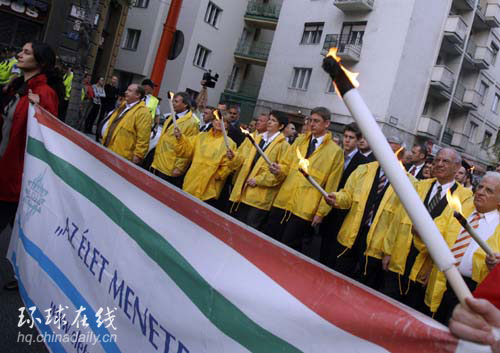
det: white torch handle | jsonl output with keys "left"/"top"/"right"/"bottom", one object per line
{"left": 464, "top": 223, "right": 495, "bottom": 257}
{"left": 342, "top": 89, "right": 470, "bottom": 301}
{"left": 307, "top": 175, "right": 329, "bottom": 199}
{"left": 253, "top": 143, "right": 272, "bottom": 166}
{"left": 221, "top": 123, "right": 230, "bottom": 151}
{"left": 169, "top": 99, "right": 178, "bottom": 129}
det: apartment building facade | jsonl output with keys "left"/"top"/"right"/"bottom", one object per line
{"left": 255, "top": 0, "right": 500, "bottom": 168}
{"left": 114, "top": 0, "right": 250, "bottom": 113}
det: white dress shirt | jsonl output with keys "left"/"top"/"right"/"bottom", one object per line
{"left": 344, "top": 148, "right": 358, "bottom": 170}
{"left": 458, "top": 209, "right": 500, "bottom": 278}
{"left": 428, "top": 180, "right": 456, "bottom": 202}
{"left": 409, "top": 162, "right": 425, "bottom": 177}
{"left": 261, "top": 131, "right": 280, "bottom": 149}
{"left": 310, "top": 134, "right": 325, "bottom": 150}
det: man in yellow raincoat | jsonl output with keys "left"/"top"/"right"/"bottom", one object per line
{"left": 102, "top": 84, "right": 151, "bottom": 164}
{"left": 427, "top": 171, "right": 500, "bottom": 323}
{"left": 229, "top": 111, "right": 290, "bottom": 230}
{"left": 263, "top": 107, "right": 343, "bottom": 253}
{"left": 381, "top": 148, "right": 473, "bottom": 314}
{"left": 151, "top": 92, "right": 199, "bottom": 187}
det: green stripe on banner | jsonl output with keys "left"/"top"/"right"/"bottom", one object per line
{"left": 27, "top": 137, "right": 302, "bottom": 353}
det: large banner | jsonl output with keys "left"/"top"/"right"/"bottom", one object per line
{"left": 8, "top": 105, "right": 488, "bottom": 352}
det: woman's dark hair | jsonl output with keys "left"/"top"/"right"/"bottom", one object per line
{"left": 30, "top": 41, "right": 65, "bottom": 101}
{"left": 8, "top": 42, "right": 64, "bottom": 102}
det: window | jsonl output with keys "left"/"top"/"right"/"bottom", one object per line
{"left": 478, "top": 81, "right": 489, "bottom": 104}
{"left": 300, "top": 22, "right": 324, "bottom": 45}
{"left": 133, "top": 0, "right": 149, "bottom": 8}
{"left": 228, "top": 65, "right": 239, "bottom": 90}
{"left": 340, "top": 22, "right": 366, "bottom": 46}
{"left": 193, "top": 45, "right": 211, "bottom": 68}
{"left": 491, "top": 42, "right": 499, "bottom": 65}
{"left": 492, "top": 93, "right": 500, "bottom": 113}
{"left": 123, "top": 29, "right": 141, "bottom": 51}
{"left": 204, "top": 1, "right": 222, "bottom": 28}
{"left": 482, "top": 131, "right": 492, "bottom": 149}
{"left": 468, "top": 121, "right": 478, "bottom": 141}
{"left": 290, "top": 67, "right": 312, "bottom": 90}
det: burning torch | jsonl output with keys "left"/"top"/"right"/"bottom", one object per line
{"left": 240, "top": 128, "right": 272, "bottom": 166}
{"left": 296, "top": 148, "right": 329, "bottom": 198}
{"left": 322, "top": 48, "right": 472, "bottom": 304}
{"left": 168, "top": 91, "right": 179, "bottom": 129}
{"left": 213, "top": 110, "right": 231, "bottom": 151}
{"left": 446, "top": 190, "right": 495, "bottom": 257}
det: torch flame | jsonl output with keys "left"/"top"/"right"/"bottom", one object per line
{"left": 446, "top": 189, "right": 463, "bottom": 215}
{"left": 240, "top": 126, "right": 250, "bottom": 136}
{"left": 213, "top": 110, "right": 221, "bottom": 121}
{"left": 296, "top": 148, "right": 310, "bottom": 173}
{"left": 168, "top": 91, "right": 174, "bottom": 100}
{"left": 327, "top": 47, "right": 360, "bottom": 96}
{"left": 470, "top": 166, "right": 475, "bottom": 173}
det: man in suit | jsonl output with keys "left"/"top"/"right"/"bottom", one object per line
{"left": 382, "top": 148, "right": 474, "bottom": 313}
{"left": 407, "top": 143, "right": 427, "bottom": 180}
{"left": 226, "top": 104, "right": 244, "bottom": 146}
{"left": 319, "top": 123, "right": 368, "bottom": 267}
{"left": 358, "top": 136, "right": 375, "bottom": 162}
{"left": 199, "top": 106, "right": 214, "bottom": 132}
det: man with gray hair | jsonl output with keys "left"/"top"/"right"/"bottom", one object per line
{"left": 382, "top": 148, "right": 474, "bottom": 314}
{"left": 427, "top": 171, "right": 500, "bottom": 323}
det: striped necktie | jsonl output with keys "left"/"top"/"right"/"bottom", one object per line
{"left": 427, "top": 185, "right": 442, "bottom": 213}
{"left": 451, "top": 212, "right": 482, "bottom": 264}
{"left": 364, "top": 172, "right": 388, "bottom": 225}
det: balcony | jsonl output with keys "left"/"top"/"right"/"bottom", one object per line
{"left": 442, "top": 127, "right": 454, "bottom": 144}
{"left": 244, "top": 1, "right": 281, "bottom": 30}
{"left": 474, "top": 46, "right": 494, "bottom": 68}
{"left": 234, "top": 40, "right": 272, "bottom": 66}
{"left": 453, "top": 0, "right": 476, "bottom": 10}
{"left": 463, "top": 89, "right": 481, "bottom": 109}
{"left": 430, "top": 65, "right": 455, "bottom": 97}
{"left": 333, "top": 0, "right": 374, "bottom": 12}
{"left": 322, "top": 34, "right": 362, "bottom": 62}
{"left": 485, "top": 0, "right": 500, "bottom": 27}
{"left": 417, "top": 116, "right": 442, "bottom": 138}
{"left": 444, "top": 15, "right": 468, "bottom": 44}
{"left": 224, "top": 81, "right": 261, "bottom": 99}
{"left": 451, "top": 132, "right": 470, "bottom": 150}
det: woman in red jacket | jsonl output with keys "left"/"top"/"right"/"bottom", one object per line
{"left": 0, "top": 42, "right": 62, "bottom": 279}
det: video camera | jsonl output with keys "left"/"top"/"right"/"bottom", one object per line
{"left": 202, "top": 70, "right": 219, "bottom": 89}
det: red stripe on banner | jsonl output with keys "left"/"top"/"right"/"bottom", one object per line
{"left": 34, "top": 107, "right": 459, "bottom": 353}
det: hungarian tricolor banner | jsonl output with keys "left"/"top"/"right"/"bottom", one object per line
{"left": 8, "top": 105, "right": 488, "bottom": 352}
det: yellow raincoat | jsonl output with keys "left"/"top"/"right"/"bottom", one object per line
{"left": 174, "top": 130, "right": 236, "bottom": 201}
{"left": 272, "top": 132, "right": 343, "bottom": 221}
{"left": 230, "top": 133, "right": 289, "bottom": 211}
{"left": 384, "top": 179, "right": 473, "bottom": 281}
{"left": 425, "top": 221, "right": 500, "bottom": 313}
{"left": 101, "top": 101, "right": 151, "bottom": 161}
{"left": 152, "top": 111, "right": 199, "bottom": 176}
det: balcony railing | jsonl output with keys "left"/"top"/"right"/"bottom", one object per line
{"left": 431, "top": 65, "right": 455, "bottom": 93}
{"left": 322, "top": 33, "right": 362, "bottom": 61}
{"left": 485, "top": 0, "right": 500, "bottom": 27}
{"left": 454, "top": 82, "right": 466, "bottom": 101}
{"left": 417, "top": 116, "right": 442, "bottom": 138}
{"left": 333, "top": 0, "right": 374, "bottom": 12}
{"left": 451, "top": 132, "right": 469, "bottom": 150}
{"left": 245, "top": 0, "right": 281, "bottom": 21}
{"left": 235, "top": 40, "right": 272, "bottom": 63}
{"left": 444, "top": 15, "right": 468, "bottom": 44}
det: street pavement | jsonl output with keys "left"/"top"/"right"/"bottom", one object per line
{"left": 0, "top": 225, "right": 49, "bottom": 353}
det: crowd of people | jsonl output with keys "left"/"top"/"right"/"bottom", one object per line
{"left": 0, "top": 41, "right": 500, "bottom": 350}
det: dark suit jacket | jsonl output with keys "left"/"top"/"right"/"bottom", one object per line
{"left": 408, "top": 164, "right": 426, "bottom": 180}
{"left": 339, "top": 151, "right": 369, "bottom": 190}
{"left": 363, "top": 151, "right": 376, "bottom": 162}
{"left": 228, "top": 122, "right": 244, "bottom": 147}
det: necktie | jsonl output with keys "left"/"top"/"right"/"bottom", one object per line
{"left": 410, "top": 166, "right": 417, "bottom": 176}
{"left": 427, "top": 185, "right": 442, "bottom": 213}
{"left": 250, "top": 138, "right": 267, "bottom": 171}
{"left": 306, "top": 138, "right": 317, "bottom": 158}
{"left": 365, "top": 172, "right": 388, "bottom": 225}
{"left": 103, "top": 105, "right": 127, "bottom": 147}
{"left": 452, "top": 212, "right": 482, "bottom": 264}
